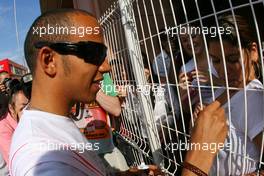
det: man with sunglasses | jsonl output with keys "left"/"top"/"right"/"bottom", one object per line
{"left": 9, "top": 8, "right": 166, "bottom": 176}
{"left": 9, "top": 9, "right": 110, "bottom": 176}
{"left": 8, "top": 8, "right": 228, "bottom": 176}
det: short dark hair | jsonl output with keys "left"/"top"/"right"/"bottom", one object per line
{"left": 0, "top": 92, "right": 8, "bottom": 117}
{"left": 24, "top": 9, "right": 94, "bottom": 75}
{"left": 9, "top": 81, "right": 23, "bottom": 107}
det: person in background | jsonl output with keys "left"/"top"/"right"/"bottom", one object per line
{"left": 182, "top": 101, "right": 227, "bottom": 176}
{"left": 73, "top": 70, "right": 129, "bottom": 173}
{"left": 206, "top": 14, "right": 263, "bottom": 175}
{"left": 20, "top": 73, "right": 33, "bottom": 100}
{"left": 96, "top": 71, "right": 129, "bottom": 172}
{"left": 0, "top": 93, "right": 9, "bottom": 176}
{"left": 0, "top": 71, "right": 12, "bottom": 175}
{"left": 0, "top": 71, "right": 10, "bottom": 83}
{"left": 0, "top": 80, "right": 29, "bottom": 165}
{"left": 177, "top": 24, "right": 221, "bottom": 113}
{"left": 0, "top": 71, "right": 11, "bottom": 93}
{"left": 152, "top": 29, "right": 178, "bottom": 83}
{"left": 152, "top": 29, "right": 180, "bottom": 119}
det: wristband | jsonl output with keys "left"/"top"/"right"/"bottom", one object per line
{"left": 182, "top": 162, "right": 208, "bottom": 176}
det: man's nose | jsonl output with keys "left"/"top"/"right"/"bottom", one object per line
{"left": 98, "top": 59, "right": 111, "bottom": 73}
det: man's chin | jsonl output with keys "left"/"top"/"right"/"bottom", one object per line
{"left": 84, "top": 94, "right": 96, "bottom": 104}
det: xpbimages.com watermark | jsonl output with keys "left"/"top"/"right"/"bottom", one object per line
{"left": 165, "top": 24, "right": 232, "bottom": 38}
{"left": 36, "top": 142, "right": 100, "bottom": 153}
{"left": 101, "top": 84, "right": 166, "bottom": 96}
{"left": 32, "top": 24, "right": 100, "bottom": 37}
{"left": 165, "top": 141, "right": 231, "bottom": 153}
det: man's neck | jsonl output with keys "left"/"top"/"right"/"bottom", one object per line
{"left": 29, "top": 99, "right": 71, "bottom": 117}
{"left": 30, "top": 85, "right": 72, "bottom": 117}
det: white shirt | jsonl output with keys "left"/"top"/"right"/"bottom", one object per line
{"left": 73, "top": 106, "right": 114, "bottom": 154}
{"left": 153, "top": 50, "right": 180, "bottom": 117}
{"left": 210, "top": 79, "right": 264, "bottom": 175}
{"left": 152, "top": 50, "right": 171, "bottom": 77}
{"left": 9, "top": 110, "right": 106, "bottom": 176}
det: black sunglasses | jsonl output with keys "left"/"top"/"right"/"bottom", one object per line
{"left": 34, "top": 41, "right": 107, "bottom": 66}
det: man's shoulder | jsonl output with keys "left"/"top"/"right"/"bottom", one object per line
{"left": 24, "top": 162, "right": 88, "bottom": 176}
{"left": 232, "top": 79, "right": 263, "bottom": 103}
{"left": 9, "top": 141, "right": 106, "bottom": 176}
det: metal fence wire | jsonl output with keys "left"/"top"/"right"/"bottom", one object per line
{"left": 99, "top": 0, "right": 264, "bottom": 175}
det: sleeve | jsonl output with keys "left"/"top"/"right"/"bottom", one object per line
{"left": 152, "top": 54, "right": 167, "bottom": 77}
{"left": 246, "top": 91, "right": 264, "bottom": 140}
{"left": 25, "top": 162, "right": 88, "bottom": 176}
{"left": 10, "top": 143, "right": 106, "bottom": 176}
{"left": 102, "top": 73, "right": 118, "bottom": 97}
{"left": 152, "top": 57, "right": 158, "bottom": 76}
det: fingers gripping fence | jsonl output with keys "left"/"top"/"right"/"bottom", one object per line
{"left": 99, "top": 0, "right": 264, "bottom": 175}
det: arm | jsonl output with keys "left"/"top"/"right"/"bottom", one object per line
{"left": 26, "top": 162, "right": 88, "bottom": 176}
{"left": 0, "top": 84, "right": 6, "bottom": 93}
{"left": 96, "top": 89, "right": 121, "bottom": 117}
{"left": 182, "top": 149, "right": 216, "bottom": 176}
{"left": 0, "top": 132, "right": 12, "bottom": 164}
{"left": 241, "top": 134, "right": 264, "bottom": 176}
{"left": 182, "top": 101, "right": 228, "bottom": 176}
{"left": 0, "top": 117, "right": 14, "bottom": 164}
{"left": 116, "top": 165, "right": 164, "bottom": 176}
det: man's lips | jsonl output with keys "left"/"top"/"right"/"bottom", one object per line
{"left": 92, "top": 77, "right": 103, "bottom": 91}
{"left": 92, "top": 77, "right": 103, "bottom": 83}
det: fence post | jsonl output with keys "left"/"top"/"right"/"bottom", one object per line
{"left": 118, "top": 0, "right": 164, "bottom": 167}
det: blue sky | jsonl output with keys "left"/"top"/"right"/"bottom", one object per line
{"left": 0, "top": 0, "right": 40, "bottom": 67}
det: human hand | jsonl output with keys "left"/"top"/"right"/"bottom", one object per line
{"left": 189, "top": 103, "right": 205, "bottom": 133}
{"left": 179, "top": 72, "right": 193, "bottom": 90}
{"left": 189, "top": 70, "right": 211, "bottom": 87}
{"left": 183, "top": 101, "right": 227, "bottom": 175}
{"left": 0, "top": 84, "right": 6, "bottom": 93}
{"left": 129, "top": 165, "right": 164, "bottom": 176}
{"left": 178, "top": 72, "right": 198, "bottom": 105}
{"left": 191, "top": 101, "right": 227, "bottom": 152}
{"left": 117, "top": 165, "right": 165, "bottom": 176}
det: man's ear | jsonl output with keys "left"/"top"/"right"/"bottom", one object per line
{"left": 249, "top": 42, "right": 259, "bottom": 62}
{"left": 38, "top": 47, "right": 57, "bottom": 77}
